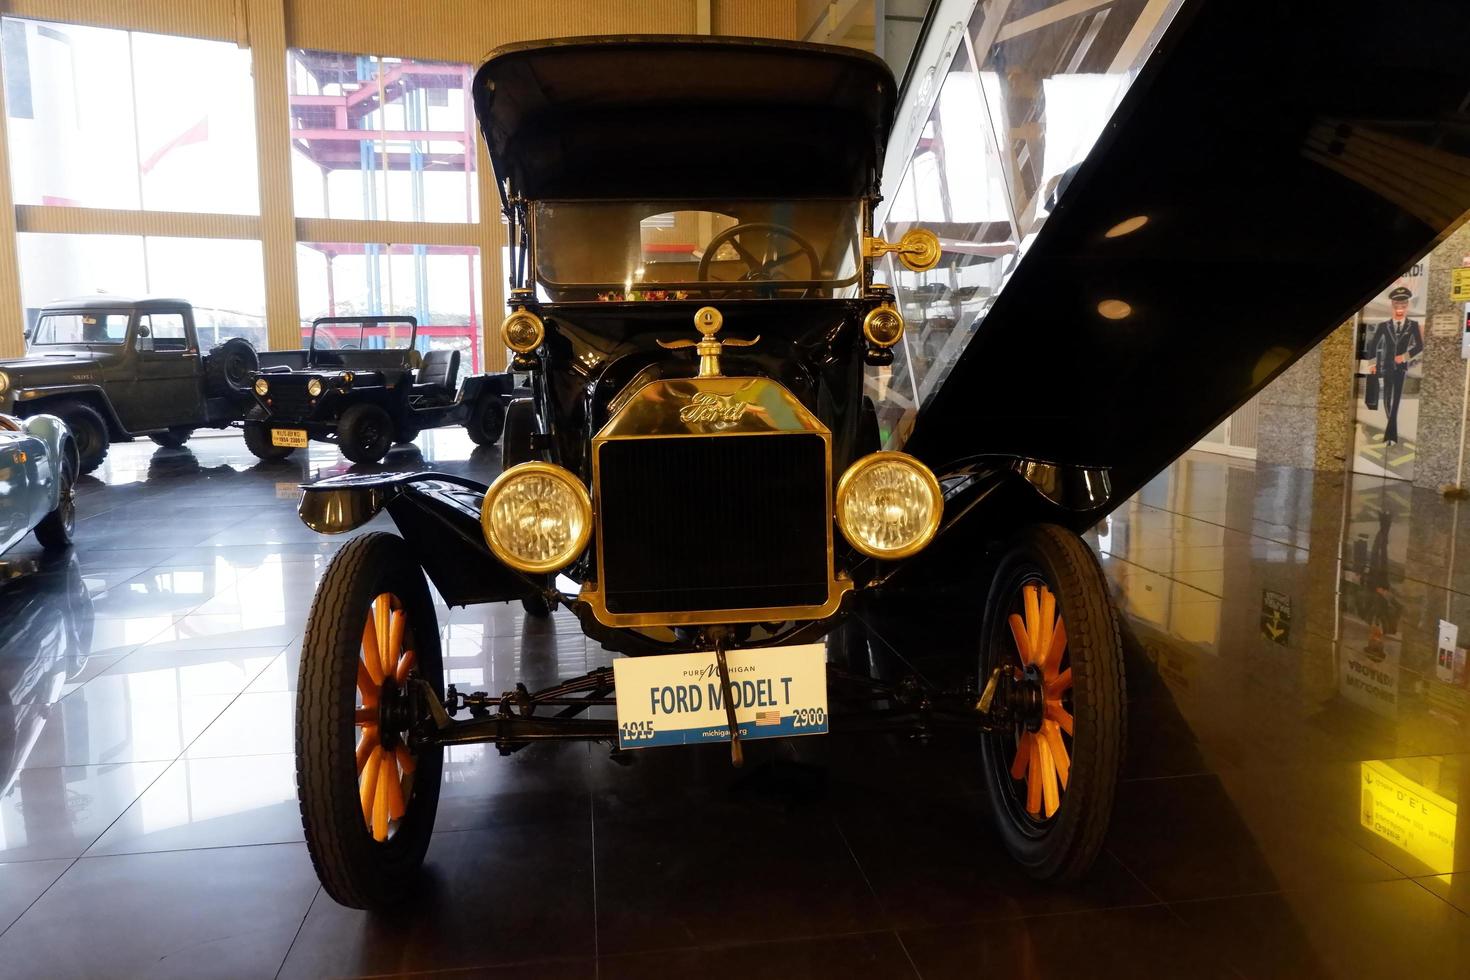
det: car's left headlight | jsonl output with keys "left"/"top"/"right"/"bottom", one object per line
{"left": 481, "top": 462, "right": 593, "bottom": 573}
{"left": 0, "top": 370, "right": 9, "bottom": 395}
{"left": 254, "top": 377, "right": 270, "bottom": 396}
{"left": 836, "top": 451, "right": 942, "bottom": 560}
{"left": 307, "top": 378, "right": 324, "bottom": 398}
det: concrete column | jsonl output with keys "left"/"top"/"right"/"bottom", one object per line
{"left": 244, "top": 0, "right": 301, "bottom": 351}
{"left": 1413, "top": 222, "right": 1470, "bottom": 490}
{"left": 1255, "top": 319, "right": 1355, "bottom": 473}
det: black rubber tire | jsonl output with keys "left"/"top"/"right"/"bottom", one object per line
{"left": 296, "top": 532, "right": 444, "bottom": 910}
{"left": 978, "top": 523, "right": 1124, "bottom": 882}
{"left": 52, "top": 402, "right": 109, "bottom": 475}
{"left": 466, "top": 397, "right": 505, "bottom": 447}
{"left": 521, "top": 593, "right": 553, "bottom": 618}
{"left": 149, "top": 426, "right": 193, "bottom": 448}
{"left": 339, "top": 404, "right": 393, "bottom": 464}
{"left": 34, "top": 439, "right": 78, "bottom": 550}
{"left": 205, "top": 338, "right": 260, "bottom": 397}
{"left": 500, "top": 398, "right": 536, "bottom": 470}
{"left": 243, "top": 420, "right": 295, "bottom": 461}
{"left": 394, "top": 427, "right": 420, "bottom": 445}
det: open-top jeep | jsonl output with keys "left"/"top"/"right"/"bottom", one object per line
{"left": 246, "top": 316, "right": 512, "bottom": 464}
{"left": 285, "top": 25, "right": 1470, "bottom": 912}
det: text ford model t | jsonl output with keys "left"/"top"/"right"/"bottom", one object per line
{"left": 290, "top": 24, "right": 1470, "bottom": 910}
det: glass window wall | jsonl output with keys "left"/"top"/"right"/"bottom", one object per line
{"left": 2, "top": 18, "right": 259, "bottom": 214}
{"left": 17, "top": 233, "right": 266, "bottom": 348}
{"left": 288, "top": 49, "right": 477, "bottom": 224}
{"left": 296, "top": 242, "right": 482, "bottom": 374}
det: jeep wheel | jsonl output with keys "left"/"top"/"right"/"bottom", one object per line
{"left": 243, "top": 420, "right": 295, "bottom": 462}
{"left": 205, "top": 338, "right": 260, "bottom": 396}
{"left": 54, "top": 402, "right": 109, "bottom": 475}
{"left": 34, "top": 440, "right": 78, "bottom": 550}
{"left": 978, "top": 523, "right": 1124, "bottom": 882}
{"left": 297, "top": 532, "right": 444, "bottom": 909}
{"left": 150, "top": 426, "right": 193, "bottom": 449}
{"left": 501, "top": 398, "right": 537, "bottom": 470}
{"left": 466, "top": 397, "right": 505, "bottom": 448}
{"left": 339, "top": 404, "right": 393, "bottom": 464}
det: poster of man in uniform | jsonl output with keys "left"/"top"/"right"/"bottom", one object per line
{"left": 1354, "top": 268, "right": 1426, "bottom": 480}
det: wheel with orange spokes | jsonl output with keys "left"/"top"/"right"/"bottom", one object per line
{"left": 296, "top": 532, "right": 444, "bottom": 910}
{"left": 979, "top": 524, "right": 1124, "bottom": 881}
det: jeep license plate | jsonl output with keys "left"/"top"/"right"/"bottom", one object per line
{"left": 612, "top": 643, "right": 828, "bottom": 749}
{"left": 271, "top": 428, "right": 308, "bottom": 448}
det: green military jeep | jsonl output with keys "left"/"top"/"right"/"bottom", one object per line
{"left": 0, "top": 297, "right": 265, "bottom": 473}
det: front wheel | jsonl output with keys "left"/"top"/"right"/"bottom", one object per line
{"left": 53, "top": 402, "right": 109, "bottom": 475}
{"left": 466, "top": 397, "right": 505, "bottom": 447}
{"left": 339, "top": 404, "right": 393, "bottom": 464}
{"left": 243, "top": 420, "right": 295, "bottom": 461}
{"left": 978, "top": 523, "right": 1124, "bottom": 882}
{"left": 34, "top": 441, "right": 78, "bottom": 550}
{"left": 150, "top": 426, "right": 193, "bottom": 448}
{"left": 296, "top": 532, "right": 444, "bottom": 910}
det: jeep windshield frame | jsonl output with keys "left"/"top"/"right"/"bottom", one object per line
{"left": 530, "top": 197, "right": 864, "bottom": 302}
{"left": 308, "top": 316, "right": 418, "bottom": 362}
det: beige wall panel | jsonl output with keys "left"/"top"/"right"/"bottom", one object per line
{"left": 245, "top": 0, "right": 301, "bottom": 350}
{"left": 0, "top": 74, "right": 21, "bottom": 358}
{"left": 1, "top": 0, "right": 241, "bottom": 41}
{"left": 16, "top": 205, "right": 260, "bottom": 238}
{"left": 295, "top": 217, "right": 479, "bottom": 248}
{"left": 715, "top": 0, "right": 799, "bottom": 38}
{"left": 284, "top": 0, "right": 696, "bottom": 63}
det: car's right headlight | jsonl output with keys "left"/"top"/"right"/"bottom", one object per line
{"left": 835, "top": 451, "right": 942, "bottom": 560}
{"left": 253, "top": 377, "right": 269, "bottom": 396}
{"left": 0, "top": 370, "right": 9, "bottom": 395}
{"left": 480, "top": 462, "right": 593, "bottom": 573}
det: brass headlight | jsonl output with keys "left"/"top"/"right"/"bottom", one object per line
{"left": 863, "top": 305, "right": 905, "bottom": 347}
{"left": 306, "top": 378, "right": 324, "bottom": 398}
{"left": 253, "top": 377, "right": 269, "bottom": 396}
{"left": 481, "top": 461, "right": 592, "bottom": 573}
{"left": 501, "top": 308, "right": 545, "bottom": 354}
{"left": 0, "top": 370, "right": 9, "bottom": 395}
{"left": 835, "top": 451, "right": 942, "bottom": 560}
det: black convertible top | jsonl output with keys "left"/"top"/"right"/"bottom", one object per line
{"left": 472, "top": 35, "right": 897, "bottom": 204}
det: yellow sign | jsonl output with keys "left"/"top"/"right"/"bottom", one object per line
{"left": 1360, "top": 760, "right": 1456, "bottom": 869}
{"left": 1451, "top": 267, "right": 1470, "bottom": 302}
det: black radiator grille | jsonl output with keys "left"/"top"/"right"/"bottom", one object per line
{"left": 597, "top": 434, "right": 830, "bottom": 615}
{"left": 264, "top": 382, "right": 314, "bottom": 421}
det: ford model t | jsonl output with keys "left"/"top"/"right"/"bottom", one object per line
{"left": 290, "top": 22, "right": 1470, "bottom": 910}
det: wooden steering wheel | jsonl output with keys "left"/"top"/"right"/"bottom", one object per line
{"left": 696, "top": 222, "right": 821, "bottom": 298}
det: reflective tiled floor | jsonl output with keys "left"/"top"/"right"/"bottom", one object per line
{"left": 1, "top": 435, "right": 1468, "bottom": 978}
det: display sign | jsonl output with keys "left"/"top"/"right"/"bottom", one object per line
{"left": 1463, "top": 303, "right": 1470, "bottom": 360}
{"left": 1452, "top": 267, "right": 1470, "bottom": 303}
{"left": 1261, "top": 589, "right": 1291, "bottom": 644}
{"left": 1431, "top": 312, "right": 1459, "bottom": 338}
{"left": 613, "top": 643, "right": 828, "bottom": 749}
{"left": 1360, "top": 760, "right": 1456, "bottom": 870}
{"left": 1437, "top": 620, "right": 1460, "bottom": 684}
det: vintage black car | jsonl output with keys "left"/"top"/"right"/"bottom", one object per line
{"left": 245, "top": 316, "right": 512, "bottom": 464}
{"left": 0, "top": 297, "right": 266, "bottom": 473}
{"left": 287, "top": 23, "right": 1470, "bottom": 912}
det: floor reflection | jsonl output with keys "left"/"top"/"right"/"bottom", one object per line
{"left": 0, "top": 434, "right": 1466, "bottom": 976}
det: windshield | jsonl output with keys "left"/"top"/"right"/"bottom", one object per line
{"left": 310, "top": 318, "right": 416, "bottom": 351}
{"left": 532, "top": 199, "right": 862, "bottom": 301}
{"left": 30, "top": 312, "right": 129, "bottom": 346}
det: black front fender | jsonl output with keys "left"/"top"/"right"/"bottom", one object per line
{"left": 299, "top": 471, "right": 531, "bottom": 605}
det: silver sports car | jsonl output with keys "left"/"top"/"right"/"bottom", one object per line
{"left": 0, "top": 413, "right": 77, "bottom": 554}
